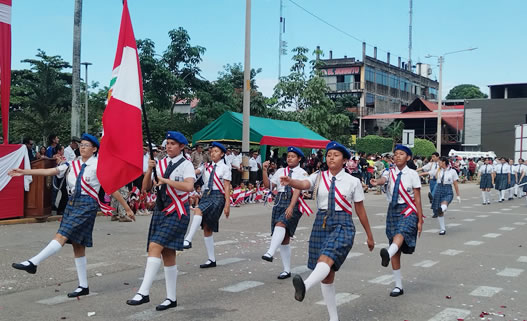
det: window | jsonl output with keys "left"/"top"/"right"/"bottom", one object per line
{"left": 365, "top": 68, "right": 375, "bottom": 82}
{"left": 366, "top": 93, "right": 375, "bottom": 108}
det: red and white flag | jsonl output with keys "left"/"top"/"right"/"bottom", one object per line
{"left": 97, "top": 0, "right": 143, "bottom": 194}
{"left": 0, "top": 0, "right": 11, "bottom": 143}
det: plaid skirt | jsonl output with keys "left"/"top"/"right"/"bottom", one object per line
{"left": 199, "top": 190, "right": 226, "bottom": 233}
{"left": 57, "top": 195, "right": 98, "bottom": 247}
{"left": 431, "top": 183, "right": 453, "bottom": 216}
{"left": 495, "top": 173, "right": 508, "bottom": 191}
{"left": 521, "top": 176, "right": 527, "bottom": 192}
{"left": 147, "top": 203, "right": 191, "bottom": 251}
{"left": 308, "top": 210, "right": 355, "bottom": 272}
{"left": 479, "top": 173, "right": 493, "bottom": 189}
{"left": 510, "top": 174, "right": 517, "bottom": 188}
{"left": 271, "top": 192, "right": 303, "bottom": 237}
{"left": 386, "top": 204, "right": 418, "bottom": 254}
{"left": 429, "top": 178, "right": 437, "bottom": 196}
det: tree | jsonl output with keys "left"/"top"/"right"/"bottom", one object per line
{"left": 71, "top": 0, "right": 82, "bottom": 137}
{"left": 385, "top": 120, "right": 405, "bottom": 148}
{"left": 446, "top": 84, "right": 488, "bottom": 99}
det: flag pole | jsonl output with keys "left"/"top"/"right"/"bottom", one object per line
{"left": 141, "top": 103, "right": 159, "bottom": 185}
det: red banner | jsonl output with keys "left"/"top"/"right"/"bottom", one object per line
{"left": 0, "top": 0, "right": 11, "bottom": 143}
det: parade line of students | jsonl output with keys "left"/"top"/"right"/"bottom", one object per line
{"left": 8, "top": 132, "right": 527, "bottom": 320}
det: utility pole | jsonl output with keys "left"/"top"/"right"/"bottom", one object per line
{"left": 278, "top": 0, "right": 283, "bottom": 79}
{"left": 242, "top": 0, "right": 251, "bottom": 181}
{"left": 408, "top": 0, "right": 413, "bottom": 71}
{"left": 436, "top": 56, "right": 443, "bottom": 154}
{"left": 81, "top": 62, "right": 92, "bottom": 133}
{"left": 71, "top": 0, "right": 82, "bottom": 137}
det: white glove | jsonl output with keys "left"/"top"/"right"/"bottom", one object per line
{"left": 456, "top": 196, "right": 461, "bottom": 203}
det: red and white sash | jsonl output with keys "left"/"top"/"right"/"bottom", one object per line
{"left": 71, "top": 160, "right": 115, "bottom": 216}
{"left": 320, "top": 170, "right": 353, "bottom": 215}
{"left": 205, "top": 163, "right": 225, "bottom": 194}
{"left": 158, "top": 158, "right": 188, "bottom": 219}
{"left": 283, "top": 167, "right": 313, "bottom": 216}
{"left": 390, "top": 169, "right": 418, "bottom": 217}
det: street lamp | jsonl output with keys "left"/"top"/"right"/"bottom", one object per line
{"left": 425, "top": 47, "right": 477, "bottom": 155}
{"left": 81, "top": 62, "right": 92, "bottom": 133}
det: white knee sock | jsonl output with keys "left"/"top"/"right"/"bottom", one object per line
{"left": 266, "top": 226, "right": 286, "bottom": 257}
{"left": 500, "top": 190, "right": 505, "bottom": 200}
{"left": 304, "top": 262, "right": 331, "bottom": 292}
{"left": 486, "top": 191, "right": 491, "bottom": 203}
{"left": 204, "top": 236, "right": 215, "bottom": 262}
{"left": 25, "top": 239, "right": 62, "bottom": 266}
{"left": 438, "top": 216, "right": 446, "bottom": 230}
{"left": 184, "top": 215, "right": 202, "bottom": 244}
{"left": 393, "top": 269, "right": 402, "bottom": 289}
{"left": 387, "top": 243, "right": 399, "bottom": 258}
{"left": 74, "top": 256, "right": 88, "bottom": 289}
{"left": 481, "top": 191, "right": 486, "bottom": 203}
{"left": 320, "top": 283, "right": 339, "bottom": 321}
{"left": 279, "top": 244, "right": 291, "bottom": 273}
{"left": 440, "top": 204, "right": 448, "bottom": 213}
{"left": 133, "top": 256, "right": 161, "bottom": 300}
{"left": 160, "top": 265, "right": 178, "bottom": 306}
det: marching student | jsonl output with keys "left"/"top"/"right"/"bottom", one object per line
{"left": 183, "top": 142, "right": 231, "bottom": 269}
{"left": 510, "top": 159, "right": 519, "bottom": 199}
{"left": 370, "top": 145, "right": 423, "bottom": 297}
{"left": 417, "top": 152, "right": 439, "bottom": 203}
{"left": 126, "top": 131, "right": 195, "bottom": 311}
{"left": 9, "top": 134, "right": 134, "bottom": 298}
{"left": 261, "top": 146, "right": 310, "bottom": 280}
{"left": 478, "top": 157, "right": 494, "bottom": 205}
{"left": 281, "top": 141, "right": 374, "bottom": 321}
{"left": 518, "top": 159, "right": 527, "bottom": 199}
{"left": 431, "top": 156, "right": 461, "bottom": 235}
{"left": 493, "top": 157, "right": 511, "bottom": 202}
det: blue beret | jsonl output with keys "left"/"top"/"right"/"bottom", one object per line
{"left": 211, "top": 141, "right": 226, "bottom": 153}
{"left": 166, "top": 131, "right": 188, "bottom": 145}
{"left": 325, "top": 141, "right": 351, "bottom": 159}
{"left": 287, "top": 146, "right": 304, "bottom": 158}
{"left": 81, "top": 133, "right": 99, "bottom": 148}
{"left": 394, "top": 144, "right": 412, "bottom": 156}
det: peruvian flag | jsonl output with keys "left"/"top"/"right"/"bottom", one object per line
{"left": 97, "top": 0, "right": 143, "bottom": 194}
{"left": 0, "top": 0, "right": 11, "bottom": 143}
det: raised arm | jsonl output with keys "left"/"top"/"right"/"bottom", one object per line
{"left": 8, "top": 167, "right": 60, "bottom": 177}
{"left": 261, "top": 161, "right": 271, "bottom": 189}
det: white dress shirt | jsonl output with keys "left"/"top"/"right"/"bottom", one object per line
{"left": 478, "top": 164, "right": 494, "bottom": 174}
{"left": 155, "top": 154, "right": 196, "bottom": 196}
{"left": 57, "top": 156, "right": 99, "bottom": 196}
{"left": 382, "top": 166, "right": 421, "bottom": 204}
{"left": 494, "top": 163, "right": 511, "bottom": 174}
{"left": 436, "top": 168, "right": 459, "bottom": 185}
{"left": 422, "top": 161, "right": 439, "bottom": 179}
{"left": 64, "top": 146, "right": 77, "bottom": 162}
{"left": 307, "top": 169, "right": 364, "bottom": 211}
{"left": 270, "top": 164, "right": 308, "bottom": 193}
{"left": 249, "top": 157, "right": 259, "bottom": 172}
{"left": 199, "top": 160, "right": 232, "bottom": 191}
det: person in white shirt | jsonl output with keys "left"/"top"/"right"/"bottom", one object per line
{"left": 261, "top": 146, "right": 309, "bottom": 280}
{"left": 9, "top": 134, "right": 133, "bottom": 298}
{"left": 281, "top": 141, "right": 374, "bottom": 321}
{"left": 478, "top": 157, "right": 494, "bottom": 205}
{"left": 509, "top": 159, "right": 519, "bottom": 199}
{"left": 518, "top": 159, "right": 527, "bottom": 198}
{"left": 127, "top": 131, "right": 195, "bottom": 311}
{"left": 417, "top": 152, "right": 439, "bottom": 203}
{"left": 371, "top": 144, "right": 424, "bottom": 297}
{"left": 492, "top": 157, "right": 511, "bottom": 202}
{"left": 431, "top": 156, "right": 461, "bottom": 234}
{"left": 63, "top": 136, "right": 80, "bottom": 162}
{"left": 249, "top": 151, "right": 259, "bottom": 185}
{"left": 183, "top": 142, "right": 231, "bottom": 269}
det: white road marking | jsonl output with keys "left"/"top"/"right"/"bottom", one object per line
{"left": 428, "top": 308, "right": 470, "bottom": 321}
{"left": 490, "top": 211, "right": 501, "bottom": 214}
{"left": 291, "top": 265, "right": 310, "bottom": 274}
{"left": 514, "top": 222, "right": 527, "bottom": 226}
{"left": 37, "top": 292, "right": 98, "bottom": 305}
{"left": 446, "top": 223, "right": 461, "bottom": 227}
{"left": 316, "top": 293, "right": 360, "bottom": 306}
{"left": 464, "top": 241, "right": 484, "bottom": 246}
{"left": 440, "top": 249, "right": 464, "bottom": 256}
{"left": 347, "top": 252, "right": 364, "bottom": 258}
{"left": 374, "top": 243, "right": 389, "bottom": 249}
{"left": 219, "top": 280, "right": 264, "bottom": 292}
{"left": 462, "top": 218, "right": 475, "bottom": 222}
{"left": 470, "top": 286, "right": 502, "bottom": 297}
{"left": 496, "top": 268, "right": 524, "bottom": 277}
{"left": 368, "top": 274, "right": 393, "bottom": 285}
{"left": 296, "top": 227, "right": 309, "bottom": 231}
{"left": 217, "top": 258, "right": 247, "bottom": 266}
{"left": 448, "top": 209, "right": 461, "bottom": 212}
{"left": 517, "top": 256, "right": 527, "bottom": 263}
{"left": 413, "top": 260, "right": 438, "bottom": 268}
{"left": 511, "top": 206, "right": 520, "bottom": 208}
{"left": 65, "top": 262, "right": 112, "bottom": 271}
{"left": 499, "top": 227, "right": 516, "bottom": 231}
{"left": 215, "top": 240, "right": 238, "bottom": 246}
{"left": 502, "top": 208, "right": 512, "bottom": 211}
{"left": 483, "top": 233, "right": 501, "bottom": 238}
{"left": 476, "top": 214, "right": 489, "bottom": 217}
{"left": 375, "top": 213, "right": 386, "bottom": 216}
{"left": 461, "top": 206, "right": 472, "bottom": 209}
{"left": 424, "top": 229, "right": 440, "bottom": 233}
{"left": 371, "top": 225, "right": 385, "bottom": 229}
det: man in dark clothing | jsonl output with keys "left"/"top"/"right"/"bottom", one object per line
{"left": 23, "top": 138, "right": 36, "bottom": 162}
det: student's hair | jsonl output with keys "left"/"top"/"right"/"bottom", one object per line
{"left": 23, "top": 137, "right": 31, "bottom": 145}
{"left": 432, "top": 152, "right": 439, "bottom": 157}
{"left": 48, "top": 134, "right": 57, "bottom": 145}
{"left": 439, "top": 156, "right": 450, "bottom": 166}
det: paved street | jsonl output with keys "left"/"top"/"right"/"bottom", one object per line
{"left": 1, "top": 182, "right": 526, "bottom": 321}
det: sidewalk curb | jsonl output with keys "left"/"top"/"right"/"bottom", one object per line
{"left": 0, "top": 212, "right": 105, "bottom": 226}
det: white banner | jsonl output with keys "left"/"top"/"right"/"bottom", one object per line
{"left": 0, "top": 145, "right": 32, "bottom": 191}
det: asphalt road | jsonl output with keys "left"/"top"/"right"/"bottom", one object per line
{"left": 0, "top": 182, "right": 526, "bottom": 321}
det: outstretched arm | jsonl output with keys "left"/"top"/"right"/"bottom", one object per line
{"left": 8, "top": 167, "right": 59, "bottom": 177}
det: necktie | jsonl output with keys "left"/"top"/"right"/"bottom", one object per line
{"left": 208, "top": 164, "right": 217, "bottom": 191}
{"left": 327, "top": 176, "right": 336, "bottom": 215}
{"left": 165, "top": 161, "right": 174, "bottom": 178}
{"left": 285, "top": 168, "right": 293, "bottom": 195}
{"left": 74, "top": 163, "right": 87, "bottom": 198}
{"left": 159, "top": 160, "right": 174, "bottom": 203}
{"left": 441, "top": 170, "right": 445, "bottom": 184}
{"left": 391, "top": 172, "right": 402, "bottom": 208}
{"left": 485, "top": 165, "right": 488, "bottom": 174}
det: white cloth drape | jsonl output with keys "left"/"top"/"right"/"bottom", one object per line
{"left": 0, "top": 145, "right": 32, "bottom": 191}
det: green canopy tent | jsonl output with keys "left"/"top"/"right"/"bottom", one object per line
{"left": 192, "top": 111, "right": 330, "bottom": 150}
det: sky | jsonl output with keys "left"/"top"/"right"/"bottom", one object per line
{"left": 10, "top": 0, "right": 527, "bottom": 98}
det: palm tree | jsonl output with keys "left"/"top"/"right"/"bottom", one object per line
{"left": 386, "top": 120, "right": 405, "bottom": 149}
{"left": 71, "top": 0, "right": 82, "bottom": 136}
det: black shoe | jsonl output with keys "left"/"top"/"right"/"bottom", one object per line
{"left": 439, "top": 230, "right": 446, "bottom": 235}
{"left": 380, "top": 248, "right": 390, "bottom": 267}
{"left": 261, "top": 254, "right": 273, "bottom": 262}
{"left": 293, "top": 274, "right": 306, "bottom": 302}
{"left": 12, "top": 261, "right": 37, "bottom": 274}
{"left": 67, "top": 286, "right": 89, "bottom": 298}
{"left": 508, "top": 197, "right": 513, "bottom": 201}
{"left": 199, "top": 260, "right": 216, "bottom": 268}
{"left": 277, "top": 272, "right": 291, "bottom": 280}
{"left": 156, "top": 298, "right": 177, "bottom": 311}
{"left": 126, "top": 293, "right": 150, "bottom": 306}
{"left": 183, "top": 241, "right": 192, "bottom": 250}
{"left": 390, "top": 287, "right": 404, "bottom": 297}
{"left": 428, "top": 192, "right": 433, "bottom": 203}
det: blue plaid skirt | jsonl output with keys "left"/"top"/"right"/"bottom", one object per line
{"left": 308, "top": 210, "right": 355, "bottom": 272}
{"left": 57, "top": 195, "right": 98, "bottom": 247}
{"left": 271, "top": 192, "right": 303, "bottom": 236}
{"left": 386, "top": 204, "right": 418, "bottom": 254}
{"left": 479, "top": 173, "right": 493, "bottom": 189}
{"left": 521, "top": 176, "right": 527, "bottom": 192}
{"left": 147, "top": 203, "right": 191, "bottom": 251}
{"left": 429, "top": 178, "right": 437, "bottom": 196}
{"left": 510, "top": 174, "right": 517, "bottom": 188}
{"left": 199, "top": 190, "right": 226, "bottom": 233}
{"left": 495, "top": 173, "right": 508, "bottom": 191}
{"left": 431, "top": 183, "right": 453, "bottom": 216}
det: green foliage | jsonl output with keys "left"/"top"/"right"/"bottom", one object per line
{"left": 385, "top": 120, "right": 405, "bottom": 148}
{"left": 355, "top": 135, "right": 393, "bottom": 154}
{"left": 411, "top": 138, "right": 436, "bottom": 157}
{"left": 446, "top": 84, "right": 488, "bottom": 99}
